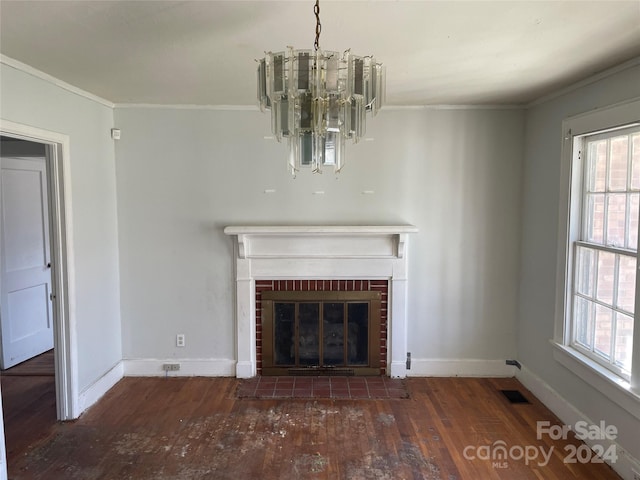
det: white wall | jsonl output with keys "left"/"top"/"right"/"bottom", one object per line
{"left": 0, "top": 62, "right": 122, "bottom": 392}
{"left": 519, "top": 64, "right": 640, "bottom": 464}
{"left": 113, "top": 106, "right": 523, "bottom": 372}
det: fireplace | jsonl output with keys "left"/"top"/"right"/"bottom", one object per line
{"left": 258, "top": 285, "right": 386, "bottom": 376}
{"left": 224, "top": 225, "right": 418, "bottom": 378}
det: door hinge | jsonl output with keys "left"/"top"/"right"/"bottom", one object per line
{"left": 50, "top": 293, "right": 56, "bottom": 301}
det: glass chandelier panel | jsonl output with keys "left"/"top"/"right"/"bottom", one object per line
{"left": 257, "top": 3, "right": 385, "bottom": 176}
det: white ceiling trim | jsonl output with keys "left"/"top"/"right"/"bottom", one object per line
{"left": 113, "top": 103, "right": 259, "bottom": 111}
{"left": 4, "top": 52, "right": 639, "bottom": 114}
{"left": 113, "top": 103, "right": 524, "bottom": 111}
{"left": 1, "top": 55, "right": 523, "bottom": 112}
{"left": 1, "top": 54, "right": 114, "bottom": 109}
{"left": 383, "top": 105, "right": 524, "bottom": 111}
{"left": 526, "top": 56, "right": 640, "bottom": 109}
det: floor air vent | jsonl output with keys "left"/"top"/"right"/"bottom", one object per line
{"left": 500, "top": 389, "right": 530, "bottom": 404}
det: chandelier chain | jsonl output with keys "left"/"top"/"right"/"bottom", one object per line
{"left": 314, "top": 0, "right": 321, "bottom": 51}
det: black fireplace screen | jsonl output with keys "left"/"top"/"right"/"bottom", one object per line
{"left": 263, "top": 291, "right": 381, "bottom": 376}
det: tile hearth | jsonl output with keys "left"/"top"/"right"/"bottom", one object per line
{"left": 237, "top": 376, "right": 409, "bottom": 400}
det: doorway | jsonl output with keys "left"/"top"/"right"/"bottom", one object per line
{"left": 0, "top": 136, "right": 59, "bottom": 476}
{"left": 0, "top": 120, "right": 77, "bottom": 423}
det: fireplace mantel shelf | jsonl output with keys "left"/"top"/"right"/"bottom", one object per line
{"left": 224, "top": 225, "right": 418, "bottom": 379}
{"left": 224, "top": 225, "right": 418, "bottom": 259}
{"left": 223, "top": 225, "right": 418, "bottom": 235}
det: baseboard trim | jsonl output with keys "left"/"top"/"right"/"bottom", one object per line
{"left": 406, "top": 358, "right": 517, "bottom": 377}
{"left": 235, "top": 361, "right": 254, "bottom": 379}
{"left": 389, "top": 361, "right": 408, "bottom": 378}
{"left": 517, "top": 365, "right": 640, "bottom": 480}
{"left": 78, "top": 361, "right": 124, "bottom": 414}
{"left": 123, "top": 358, "right": 236, "bottom": 377}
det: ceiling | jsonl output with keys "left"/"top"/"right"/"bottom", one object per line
{"left": 1, "top": 1, "right": 639, "bottom": 107}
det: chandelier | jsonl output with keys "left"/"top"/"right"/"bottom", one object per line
{"left": 257, "top": 0, "right": 385, "bottom": 176}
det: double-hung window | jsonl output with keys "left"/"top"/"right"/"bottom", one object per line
{"left": 555, "top": 98, "right": 640, "bottom": 412}
{"left": 573, "top": 126, "right": 639, "bottom": 379}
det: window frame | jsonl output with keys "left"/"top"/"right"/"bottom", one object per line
{"left": 554, "top": 97, "right": 640, "bottom": 419}
{"left": 570, "top": 125, "right": 640, "bottom": 380}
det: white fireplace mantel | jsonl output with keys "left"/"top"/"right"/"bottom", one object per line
{"left": 224, "top": 225, "right": 418, "bottom": 378}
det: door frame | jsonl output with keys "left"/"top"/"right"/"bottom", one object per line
{"left": 0, "top": 119, "right": 78, "bottom": 421}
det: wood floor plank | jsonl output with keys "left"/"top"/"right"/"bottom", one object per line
{"left": 1, "top": 376, "right": 624, "bottom": 479}
{"left": 0, "top": 350, "right": 55, "bottom": 377}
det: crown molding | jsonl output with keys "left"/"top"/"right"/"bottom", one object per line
{"left": 6, "top": 51, "right": 636, "bottom": 113}
{"left": 113, "top": 103, "right": 524, "bottom": 111}
{"left": 383, "top": 104, "right": 524, "bottom": 111}
{"left": 1, "top": 54, "right": 114, "bottom": 108}
{"left": 113, "top": 103, "right": 258, "bottom": 111}
{"left": 527, "top": 56, "right": 640, "bottom": 108}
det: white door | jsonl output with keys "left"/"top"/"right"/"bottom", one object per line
{"left": 0, "top": 156, "right": 53, "bottom": 369}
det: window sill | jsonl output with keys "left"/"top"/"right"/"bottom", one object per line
{"left": 551, "top": 341, "right": 640, "bottom": 421}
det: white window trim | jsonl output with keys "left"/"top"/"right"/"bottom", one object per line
{"left": 554, "top": 97, "right": 640, "bottom": 420}
{"left": 552, "top": 342, "right": 640, "bottom": 420}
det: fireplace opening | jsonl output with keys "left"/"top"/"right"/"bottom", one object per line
{"left": 261, "top": 291, "right": 382, "bottom": 376}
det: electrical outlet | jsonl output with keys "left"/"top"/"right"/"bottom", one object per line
{"left": 163, "top": 363, "right": 180, "bottom": 371}
{"left": 176, "top": 334, "right": 185, "bottom": 347}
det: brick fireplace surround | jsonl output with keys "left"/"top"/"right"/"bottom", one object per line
{"left": 224, "top": 225, "right": 418, "bottom": 378}
{"left": 255, "top": 279, "right": 389, "bottom": 375}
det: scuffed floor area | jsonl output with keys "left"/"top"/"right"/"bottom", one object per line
{"left": 6, "top": 377, "right": 622, "bottom": 479}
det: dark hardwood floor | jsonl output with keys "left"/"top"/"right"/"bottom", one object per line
{"left": 1, "top": 350, "right": 57, "bottom": 475}
{"left": 1, "top": 351, "right": 55, "bottom": 377}
{"left": 0, "top": 374, "right": 622, "bottom": 479}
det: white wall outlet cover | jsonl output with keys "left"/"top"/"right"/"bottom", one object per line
{"left": 110, "top": 128, "right": 121, "bottom": 140}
